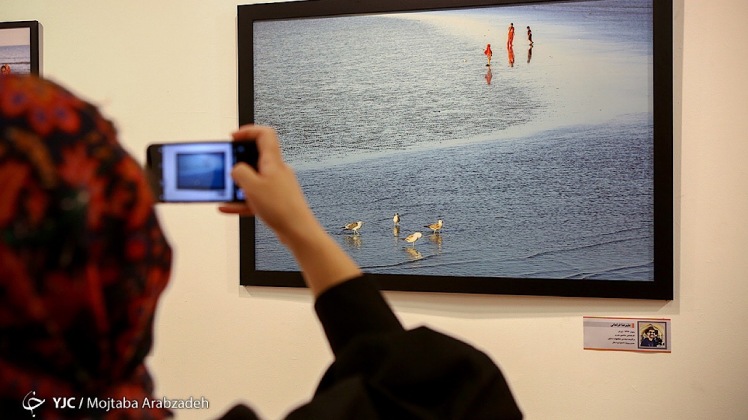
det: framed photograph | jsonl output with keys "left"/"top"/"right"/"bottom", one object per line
{"left": 237, "top": 0, "right": 673, "bottom": 299}
{"left": 0, "top": 21, "right": 40, "bottom": 76}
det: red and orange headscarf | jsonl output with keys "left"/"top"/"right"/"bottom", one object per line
{"left": 0, "top": 75, "right": 172, "bottom": 419}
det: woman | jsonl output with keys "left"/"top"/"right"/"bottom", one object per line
{"left": 1, "top": 75, "right": 522, "bottom": 419}
{"left": 0, "top": 75, "right": 172, "bottom": 418}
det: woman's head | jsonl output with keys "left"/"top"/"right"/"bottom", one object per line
{"left": 0, "top": 75, "right": 172, "bottom": 418}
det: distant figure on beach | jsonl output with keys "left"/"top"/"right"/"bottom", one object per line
{"left": 527, "top": 26, "right": 534, "bottom": 46}
{"left": 507, "top": 23, "right": 515, "bottom": 47}
{"left": 484, "top": 43, "right": 493, "bottom": 66}
{"left": 0, "top": 64, "right": 10, "bottom": 76}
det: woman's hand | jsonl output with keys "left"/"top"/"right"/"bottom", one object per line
{"left": 218, "top": 125, "right": 361, "bottom": 295}
{"left": 218, "top": 125, "right": 317, "bottom": 245}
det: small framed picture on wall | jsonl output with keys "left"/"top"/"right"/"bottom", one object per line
{"left": 0, "top": 21, "right": 41, "bottom": 76}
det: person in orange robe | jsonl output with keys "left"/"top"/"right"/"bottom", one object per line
{"left": 507, "top": 22, "right": 515, "bottom": 47}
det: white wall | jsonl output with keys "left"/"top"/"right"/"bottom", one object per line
{"left": 3, "top": 1, "right": 748, "bottom": 419}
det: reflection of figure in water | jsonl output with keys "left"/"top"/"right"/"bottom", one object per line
{"left": 344, "top": 234, "right": 362, "bottom": 249}
{"left": 485, "top": 67, "right": 493, "bottom": 85}
{"left": 484, "top": 43, "right": 493, "bottom": 66}
{"left": 527, "top": 46, "right": 533, "bottom": 64}
{"left": 507, "top": 23, "right": 515, "bottom": 47}
{"left": 507, "top": 45, "right": 515, "bottom": 68}
{"left": 405, "top": 247, "right": 423, "bottom": 261}
{"left": 0, "top": 64, "right": 10, "bottom": 76}
{"left": 393, "top": 225, "right": 400, "bottom": 237}
{"left": 527, "top": 26, "right": 534, "bottom": 46}
{"left": 640, "top": 325, "right": 664, "bottom": 347}
{"left": 429, "top": 233, "right": 443, "bottom": 253}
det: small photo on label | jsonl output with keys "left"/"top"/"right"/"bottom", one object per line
{"left": 637, "top": 321, "right": 668, "bottom": 349}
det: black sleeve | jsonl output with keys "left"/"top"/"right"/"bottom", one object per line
{"left": 286, "top": 275, "right": 523, "bottom": 420}
{"left": 314, "top": 275, "right": 403, "bottom": 355}
{"left": 216, "top": 276, "right": 403, "bottom": 420}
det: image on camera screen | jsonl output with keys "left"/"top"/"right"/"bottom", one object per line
{"left": 159, "top": 142, "right": 234, "bottom": 201}
{"left": 176, "top": 152, "right": 226, "bottom": 190}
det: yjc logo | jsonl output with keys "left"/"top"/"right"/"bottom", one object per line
{"left": 52, "top": 397, "right": 77, "bottom": 409}
{"left": 22, "top": 391, "right": 45, "bottom": 417}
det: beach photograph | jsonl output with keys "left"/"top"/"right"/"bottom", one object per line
{"left": 0, "top": 26, "right": 32, "bottom": 75}
{"left": 249, "top": 0, "right": 655, "bottom": 282}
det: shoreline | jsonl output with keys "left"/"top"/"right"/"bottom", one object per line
{"left": 293, "top": 112, "right": 652, "bottom": 172}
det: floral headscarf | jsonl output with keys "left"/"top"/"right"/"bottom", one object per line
{"left": 0, "top": 75, "right": 172, "bottom": 419}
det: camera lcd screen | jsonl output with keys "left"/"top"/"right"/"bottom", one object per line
{"left": 146, "top": 141, "right": 258, "bottom": 202}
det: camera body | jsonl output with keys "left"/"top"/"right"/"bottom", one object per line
{"left": 145, "top": 141, "right": 258, "bottom": 203}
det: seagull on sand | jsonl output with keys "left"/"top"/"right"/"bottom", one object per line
{"left": 393, "top": 213, "right": 400, "bottom": 226}
{"left": 342, "top": 221, "right": 363, "bottom": 235}
{"left": 425, "top": 219, "right": 443, "bottom": 234}
{"left": 402, "top": 232, "right": 422, "bottom": 247}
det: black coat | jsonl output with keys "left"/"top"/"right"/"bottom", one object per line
{"left": 221, "top": 276, "right": 522, "bottom": 420}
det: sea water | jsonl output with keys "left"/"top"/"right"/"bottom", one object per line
{"left": 0, "top": 45, "right": 32, "bottom": 74}
{"left": 251, "top": 0, "right": 655, "bottom": 280}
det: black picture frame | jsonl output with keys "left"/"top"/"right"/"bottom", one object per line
{"left": 237, "top": 0, "right": 673, "bottom": 300}
{"left": 0, "top": 20, "right": 41, "bottom": 76}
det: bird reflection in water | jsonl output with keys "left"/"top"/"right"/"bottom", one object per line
{"left": 429, "top": 233, "right": 443, "bottom": 253}
{"left": 404, "top": 247, "right": 423, "bottom": 261}
{"left": 344, "top": 234, "right": 362, "bottom": 249}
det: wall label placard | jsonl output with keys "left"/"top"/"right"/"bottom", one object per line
{"left": 583, "top": 317, "right": 671, "bottom": 353}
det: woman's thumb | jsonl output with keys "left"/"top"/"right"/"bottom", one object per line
{"left": 231, "top": 162, "right": 258, "bottom": 191}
